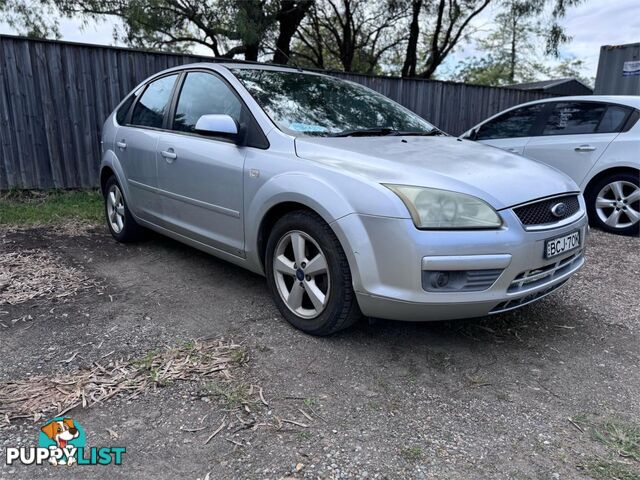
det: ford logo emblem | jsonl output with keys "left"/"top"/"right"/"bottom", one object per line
{"left": 551, "top": 202, "right": 567, "bottom": 218}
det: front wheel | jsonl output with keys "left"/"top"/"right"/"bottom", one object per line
{"left": 586, "top": 172, "right": 639, "bottom": 236}
{"left": 265, "top": 210, "right": 361, "bottom": 335}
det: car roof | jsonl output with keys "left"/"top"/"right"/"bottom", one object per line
{"left": 521, "top": 95, "right": 640, "bottom": 109}
{"left": 173, "top": 61, "right": 327, "bottom": 76}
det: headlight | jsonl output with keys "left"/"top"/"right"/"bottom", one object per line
{"left": 384, "top": 184, "right": 503, "bottom": 229}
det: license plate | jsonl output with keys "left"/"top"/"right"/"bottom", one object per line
{"left": 545, "top": 231, "right": 580, "bottom": 259}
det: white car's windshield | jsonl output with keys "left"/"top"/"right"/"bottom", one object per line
{"left": 232, "top": 68, "right": 438, "bottom": 137}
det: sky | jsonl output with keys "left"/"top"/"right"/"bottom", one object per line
{"left": 1, "top": 0, "right": 639, "bottom": 81}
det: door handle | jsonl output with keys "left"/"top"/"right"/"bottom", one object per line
{"left": 161, "top": 149, "right": 177, "bottom": 162}
{"left": 116, "top": 140, "right": 127, "bottom": 150}
{"left": 574, "top": 145, "right": 596, "bottom": 152}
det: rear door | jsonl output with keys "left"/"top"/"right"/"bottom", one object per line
{"left": 117, "top": 74, "right": 179, "bottom": 224}
{"left": 523, "top": 102, "right": 629, "bottom": 185}
{"left": 156, "top": 71, "right": 247, "bottom": 255}
{"left": 475, "top": 103, "right": 547, "bottom": 155}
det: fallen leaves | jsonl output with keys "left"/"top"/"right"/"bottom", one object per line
{"left": 0, "top": 249, "right": 101, "bottom": 306}
{"left": 0, "top": 339, "right": 242, "bottom": 426}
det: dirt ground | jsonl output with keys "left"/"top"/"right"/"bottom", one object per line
{"left": 0, "top": 224, "right": 638, "bottom": 480}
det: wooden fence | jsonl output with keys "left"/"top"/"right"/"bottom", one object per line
{"left": 0, "top": 35, "right": 553, "bottom": 189}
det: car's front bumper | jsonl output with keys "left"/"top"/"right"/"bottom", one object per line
{"left": 332, "top": 205, "right": 588, "bottom": 322}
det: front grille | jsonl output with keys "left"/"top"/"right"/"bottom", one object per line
{"left": 513, "top": 195, "right": 580, "bottom": 226}
{"left": 508, "top": 251, "right": 583, "bottom": 293}
{"left": 490, "top": 280, "right": 568, "bottom": 314}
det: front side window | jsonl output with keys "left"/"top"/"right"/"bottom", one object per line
{"left": 542, "top": 102, "right": 606, "bottom": 136}
{"left": 476, "top": 104, "right": 545, "bottom": 140}
{"left": 173, "top": 72, "right": 242, "bottom": 133}
{"left": 130, "top": 75, "right": 178, "bottom": 128}
{"left": 232, "top": 69, "right": 436, "bottom": 136}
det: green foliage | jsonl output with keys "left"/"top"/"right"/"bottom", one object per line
{"left": 452, "top": 0, "right": 588, "bottom": 86}
{"left": 0, "top": 189, "right": 102, "bottom": 225}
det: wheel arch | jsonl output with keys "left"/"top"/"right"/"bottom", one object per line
{"left": 584, "top": 166, "right": 640, "bottom": 197}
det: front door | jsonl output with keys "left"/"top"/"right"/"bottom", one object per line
{"left": 475, "top": 103, "right": 547, "bottom": 155}
{"left": 157, "top": 71, "right": 246, "bottom": 256}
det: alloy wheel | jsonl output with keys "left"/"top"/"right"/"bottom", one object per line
{"left": 595, "top": 181, "right": 640, "bottom": 230}
{"left": 273, "top": 230, "right": 330, "bottom": 319}
{"left": 106, "top": 184, "right": 126, "bottom": 234}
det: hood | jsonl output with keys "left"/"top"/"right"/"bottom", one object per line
{"left": 294, "top": 136, "right": 578, "bottom": 209}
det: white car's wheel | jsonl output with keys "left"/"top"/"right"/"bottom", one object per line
{"left": 586, "top": 172, "right": 639, "bottom": 236}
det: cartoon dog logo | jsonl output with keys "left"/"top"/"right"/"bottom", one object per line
{"left": 40, "top": 418, "right": 80, "bottom": 465}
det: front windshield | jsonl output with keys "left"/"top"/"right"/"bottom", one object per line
{"left": 231, "top": 68, "right": 437, "bottom": 137}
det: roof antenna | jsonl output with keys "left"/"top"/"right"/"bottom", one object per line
{"left": 274, "top": 46, "right": 303, "bottom": 72}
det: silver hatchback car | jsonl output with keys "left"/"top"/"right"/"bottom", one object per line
{"left": 100, "top": 63, "right": 588, "bottom": 335}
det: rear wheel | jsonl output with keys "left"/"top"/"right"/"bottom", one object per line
{"left": 104, "top": 176, "right": 144, "bottom": 242}
{"left": 586, "top": 172, "right": 639, "bottom": 236}
{"left": 265, "top": 210, "right": 361, "bottom": 335}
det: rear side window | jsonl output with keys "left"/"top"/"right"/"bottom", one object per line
{"left": 173, "top": 72, "right": 242, "bottom": 133}
{"left": 477, "top": 104, "right": 545, "bottom": 140}
{"left": 131, "top": 75, "right": 178, "bottom": 128}
{"left": 542, "top": 102, "right": 606, "bottom": 136}
{"left": 597, "top": 105, "right": 631, "bottom": 133}
{"left": 115, "top": 88, "right": 142, "bottom": 125}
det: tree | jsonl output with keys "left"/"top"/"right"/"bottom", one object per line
{"left": 452, "top": 0, "right": 586, "bottom": 86}
{"left": 401, "top": 0, "right": 492, "bottom": 78}
{"left": 3, "top": 0, "right": 312, "bottom": 63}
{"left": 272, "top": 0, "right": 313, "bottom": 63}
{"left": 293, "top": 0, "right": 407, "bottom": 74}
{"left": 0, "top": 0, "right": 60, "bottom": 38}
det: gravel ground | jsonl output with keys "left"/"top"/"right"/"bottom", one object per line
{"left": 0, "top": 225, "right": 638, "bottom": 480}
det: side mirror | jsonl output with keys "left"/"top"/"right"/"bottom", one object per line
{"left": 462, "top": 128, "right": 478, "bottom": 141}
{"left": 195, "top": 114, "right": 242, "bottom": 143}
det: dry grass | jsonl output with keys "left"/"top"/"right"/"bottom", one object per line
{"left": 0, "top": 249, "right": 100, "bottom": 305}
{"left": 0, "top": 339, "right": 241, "bottom": 426}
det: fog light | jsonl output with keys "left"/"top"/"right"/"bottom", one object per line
{"left": 431, "top": 271, "right": 449, "bottom": 288}
{"left": 422, "top": 269, "right": 504, "bottom": 292}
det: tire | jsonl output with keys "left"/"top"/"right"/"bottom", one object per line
{"left": 586, "top": 171, "right": 639, "bottom": 236}
{"left": 265, "top": 210, "right": 361, "bottom": 335}
{"left": 103, "top": 175, "right": 144, "bottom": 242}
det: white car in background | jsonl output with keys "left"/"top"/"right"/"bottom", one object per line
{"left": 462, "top": 96, "right": 639, "bottom": 235}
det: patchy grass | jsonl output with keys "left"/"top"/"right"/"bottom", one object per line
{"left": 591, "top": 420, "right": 640, "bottom": 462}
{"left": 0, "top": 189, "right": 102, "bottom": 225}
{"left": 580, "top": 458, "right": 639, "bottom": 480}
{"left": 572, "top": 415, "right": 640, "bottom": 479}
{"left": 400, "top": 446, "right": 423, "bottom": 462}
{"left": 205, "top": 381, "right": 255, "bottom": 410}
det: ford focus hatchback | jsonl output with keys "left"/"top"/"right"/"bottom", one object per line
{"left": 100, "top": 63, "right": 588, "bottom": 335}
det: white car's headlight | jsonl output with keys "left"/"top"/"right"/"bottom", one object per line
{"left": 384, "top": 184, "right": 503, "bottom": 229}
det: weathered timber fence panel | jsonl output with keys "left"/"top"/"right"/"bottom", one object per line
{"left": 0, "top": 35, "right": 553, "bottom": 189}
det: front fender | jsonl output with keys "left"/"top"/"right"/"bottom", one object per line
{"left": 244, "top": 173, "right": 357, "bottom": 273}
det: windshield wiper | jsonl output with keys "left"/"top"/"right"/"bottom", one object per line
{"left": 396, "top": 129, "right": 446, "bottom": 136}
{"left": 329, "top": 128, "right": 400, "bottom": 137}
{"left": 329, "top": 128, "right": 446, "bottom": 137}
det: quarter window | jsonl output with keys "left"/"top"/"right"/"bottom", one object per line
{"left": 597, "top": 105, "right": 631, "bottom": 133}
{"left": 173, "top": 72, "right": 242, "bottom": 133}
{"left": 130, "top": 75, "right": 178, "bottom": 128}
{"left": 476, "top": 104, "right": 545, "bottom": 140}
{"left": 542, "top": 102, "right": 606, "bottom": 136}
